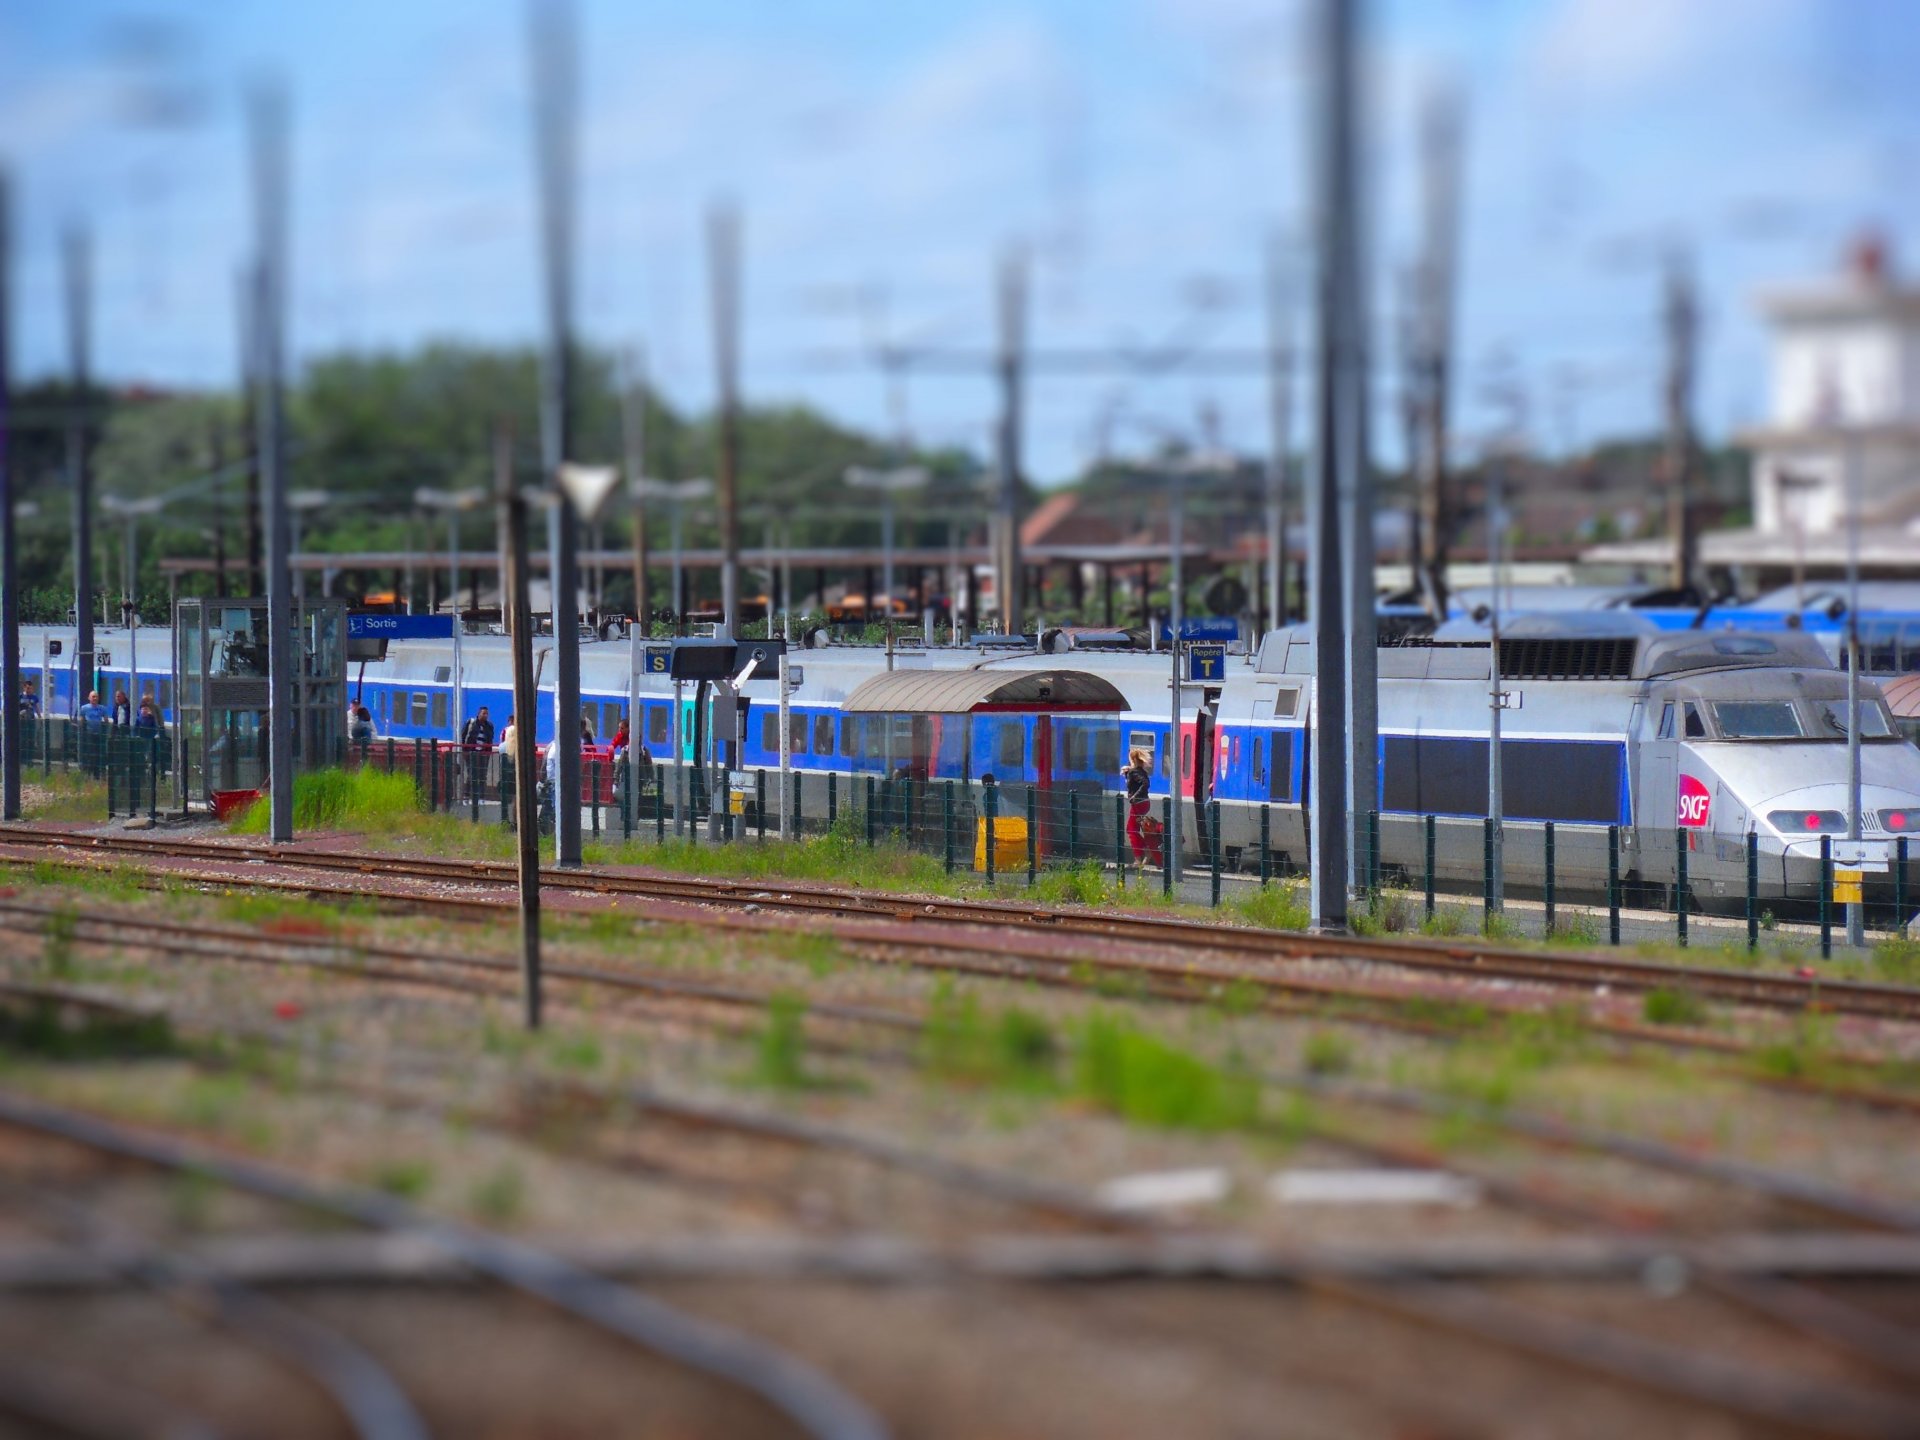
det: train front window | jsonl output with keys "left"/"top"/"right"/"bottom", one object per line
{"left": 1712, "top": 701, "right": 1801, "bottom": 739}
{"left": 1810, "top": 699, "right": 1894, "bottom": 739}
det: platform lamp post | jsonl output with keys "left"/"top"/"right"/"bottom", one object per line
{"left": 101, "top": 495, "right": 165, "bottom": 712}
{"left": 286, "top": 489, "right": 330, "bottom": 603}
{"left": 414, "top": 486, "right": 486, "bottom": 737}
{"left": 633, "top": 477, "right": 712, "bottom": 633}
{"left": 845, "top": 465, "right": 928, "bottom": 623}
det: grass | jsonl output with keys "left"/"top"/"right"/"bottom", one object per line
{"left": 1300, "top": 1030, "right": 1354, "bottom": 1076}
{"left": 20, "top": 770, "right": 110, "bottom": 823}
{"left": 41, "top": 907, "right": 77, "bottom": 977}
{"left": 747, "top": 992, "right": 826, "bottom": 1091}
{"left": 1070, "top": 1013, "right": 1261, "bottom": 1132}
{"left": 369, "top": 1158, "right": 434, "bottom": 1201}
{"left": 1235, "top": 883, "right": 1310, "bottom": 931}
{"left": 918, "top": 981, "right": 1059, "bottom": 1093}
{"left": 230, "top": 767, "right": 421, "bottom": 834}
{"left": 1642, "top": 987, "right": 1710, "bottom": 1026}
{"left": 0, "top": 995, "right": 178, "bottom": 1061}
{"left": 466, "top": 1164, "right": 525, "bottom": 1225}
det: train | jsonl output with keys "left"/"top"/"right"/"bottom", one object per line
{"left": 14, "top": 606, "right": 1920, "bottom": 907}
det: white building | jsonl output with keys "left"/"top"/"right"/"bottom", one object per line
{"left": 1742, "top": 235, "right": 1920, "bottom": 538}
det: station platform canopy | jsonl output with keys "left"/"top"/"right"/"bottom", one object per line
{"left": 841, "top": 668, "right": 1126, "bottom": 714}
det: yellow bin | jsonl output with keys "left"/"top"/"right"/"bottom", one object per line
{"left": 974, "top": 816, "right": 1029, "bottom": 872}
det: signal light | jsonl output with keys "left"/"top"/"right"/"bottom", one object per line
{"left": 1804, "top": 813, "right": 1820, "bottom": 830}
{"left": 1882, "top": 809, "right": 1916, "bottom": 833}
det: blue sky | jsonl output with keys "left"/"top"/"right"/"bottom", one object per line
{"left": 5, "top": 0, "right": 1916, "bottom": 482}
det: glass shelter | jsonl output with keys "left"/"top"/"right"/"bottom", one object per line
{"left": 173, "top": 598, "right": 347, "bottom": 803}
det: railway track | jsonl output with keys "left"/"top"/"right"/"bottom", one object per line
{"left": 0, "top": 1087, "right": 890, "bottom": 1440}
{"left": 9, "top": 825, "right": 1918, "bottom": 1025}
{"left": 9, "top": 907, "right": 1920, "bottom": 1434}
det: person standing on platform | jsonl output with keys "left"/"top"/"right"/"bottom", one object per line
{"left": 1124, "top": 747, "right": 1160, "bottom": 870}
{"left": 462, "top": 705, "right": 495, "bottom": 798}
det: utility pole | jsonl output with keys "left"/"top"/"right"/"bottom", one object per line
{"left": 236, "top": 266, "right": 263, "bottom": 594}
{"left": 531, "top": 0, "right": 583, "bottom": 867}
{"left": 64, "top": 225, "right": 94, "bottom": 712}
{"left": 250, "top": 85, "right": 294, "bottom": 844}
{"left": 0, "top": 171, "right": 18, "bottom": 821}
{"left": 1415, "top": 87, "right": 1461, "bottom": 620}
{"left": 621, "top": 346, "right": 650, "bottom": 628}
{"left": 1664, "top": 248, "right": 1699, "bottom": 597}
{"left": 500, "top": 424, "right": 543, "bottom": 1029}
{"left": 709, "top": 203, "right": 742, "bottom": 638}
{"left": 1308, "top": 0, "right": 1364, "bottom": 931}
{"left": 994, "top": 249, "right": 1027, "bottom": 636}
{"left": 1264, "top": 231, "right": 1295, "bottom": 630}
{"left": 1845, "top": 429, "right": 1864, "bottom": 948}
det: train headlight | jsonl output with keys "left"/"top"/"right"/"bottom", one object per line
{"left": 1881, "top": 809, "right": 1918, "bottom": 833}
{"left": 1767, "top": 809, "right": 1847, "bottom": 834}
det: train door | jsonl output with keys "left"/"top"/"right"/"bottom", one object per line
{"left": 1193, "top": 693, "right": 1220, "bottom": 859}
{"left": 1637, "top": 691, "right": 1679, "bottom": 889}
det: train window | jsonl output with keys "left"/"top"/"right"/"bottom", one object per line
{"left": 790, "top": 713, "right": 808, "bottom": 754}
{"left": 1712, "top": 701, "right": 1801, "bottom": 739}
{"left": 1182, "top": 733, "right": 1192, "bottom": 773}
{"left": 863, "top": 720, "right": 886, "bottom": 760}
{"left": 434, "top": 666, "right": 452, "bottom": 684}
{"left": 1268, "top": 732, "right": 1293, "bottom": 801}
{"left": 1251, "top": 737, "right": 1265, "bottom": 787}
{"left": 995, "top": 722, "right": 1024, "bottom": 771}
{"left": 1383, "top": 735, "right": 1620, "bottom": 824}
{"left": 412, "top": 693, "right": 429, "bottom": 727}
{"left": 1683, "top": 704, "right": 1706, "bottom": 739}
{"left": 1092, "top": 727, "right": 1119, "bottom": 775}
{"left": 760, "top": 714, "right": 778, "bottom": 752}
{"left": 431, "top": 693, "right": 448, "bottom": 729}
{"left": 815, "top": 714, "right": 835, "bottom": 755}
{"left": 1060, "top": 725, "right": 1087, "bottom": 772}
{"left": 1809, "top": 699, "right": 1894, "bottom": 739}
{"left": 1272, "top": 687, "right": 1300, "bottom": 719}
{"left": 838, "top": 716, "right": 855, "bottom": 757}
{"left": 647, "top": 704, "right": 669, "bottom": 746}
{"left": 1657, "top": 703, "right": 1673, "bottom": 738}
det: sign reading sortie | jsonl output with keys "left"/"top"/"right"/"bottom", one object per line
{"left": 1678, "top": 774, "right": 1712, "bottom": 828}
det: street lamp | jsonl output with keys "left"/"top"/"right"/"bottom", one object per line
{"left": 287, "top": 488, "right": 330, "bottom": 602}
{"left": 414, "top": 486, "right": 487, "bottom": 737}
{"left": 632, "top": 477, "right": 713, "bottom": 628}
{"left": 845, "top": 465, "right": 929, "bottom": 621}
{"left": 101, "top": 494, "right": 166, "bottom": 713}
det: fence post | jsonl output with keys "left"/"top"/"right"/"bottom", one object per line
{"left": 1543, "top": 821, "right": 1556, "bottom": 938}
{"left": 106, "top": 736, "right": 117, "bottom": 818}
{"left": 1481, "top": 817, "right": 1494, "bottom": 932}
{"left": 654, "top": 765, "right": 665, "bottom": 842}
{"left": 147, "top": 732, "right": 160, "bottom": 822}
{"left": 827, "top": 771, "right": 838, "bottom": 830}
{"left": 1819, "top": 834, "right": 1832, "bottom": 959}
{"left": 942, "top": 781, "right": 955, "bottom": 876}
{"left": 865, "top": 775, "right": 876, "bottom": 848}
{"left": 1259, "top": 805, "right": 1271, "bottom": 887}
{"left": 471, "top": 749, "right": 481, "bottom": 824}
{"left": 1368, "top": 809, "right": 1381, "bottom": 895}
{"left": 1607, "top": 824, "right": 1621, "bottom": 946}
{"left": 1424, "top": 814, "right": 1436, "bottom": 921}
{"left": 756, "top": 770, "right": 767, "bottom": 840}
{"left": 1897, "top": 837, "right": 1909, "bottom": 936}
{"left": 686, "top": 762, "right": 697, "bottom": 847}
{"left": 1114, "top": 794, "right": 1126, "bottom": 888}
{"left": 790, "top": 768, "right": 802, "bottom": 839}
{"left": 1068, "top": 790, "right": 1080, "bottom": 864}
{"left": 501, "top": 758, "right": 514, "bottom": 830}
{"left": 1209, "top": 798, "right": 1222, "bottom": 908}
{"left": 1025, "top": 785, "right": 1036, "bottom": 886}
{"left": 1675, "top": 827, "right": 1689, "bottom": 948}
{"left": 1161, "top": 795, "right": 1173, "bottom": 898}
{"left": 590, "top": 758, "right": 601, "bottom": 836}
{"left": 984, "top": 782, "right": 998, "bottom": 886}
{"left": 1746, "top": 830, "right": 1759, "bottom": 951}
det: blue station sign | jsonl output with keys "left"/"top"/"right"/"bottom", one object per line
{"left": 348, "top": 613, "right": 455, "bottom": 640}
{"left": 1179, "top": 616, "right": 1239, "bottom": 642}
{"left": 1186, "top": 642, "right": 1228, "bottom": 683}
{"left": 641, "top": 647, "right": 671, "bottom": 675}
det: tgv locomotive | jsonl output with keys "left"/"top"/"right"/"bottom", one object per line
{"left": 17, "top": 608, "right": 1920, "bottom": 904}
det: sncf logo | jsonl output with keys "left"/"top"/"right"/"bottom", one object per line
{"left": 1677, "top": 774, "right": 1711, "bottom": 828}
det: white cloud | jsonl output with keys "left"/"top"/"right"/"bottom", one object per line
{"left": 1528, "top": 0, "right": 1804, "bottom": 101}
